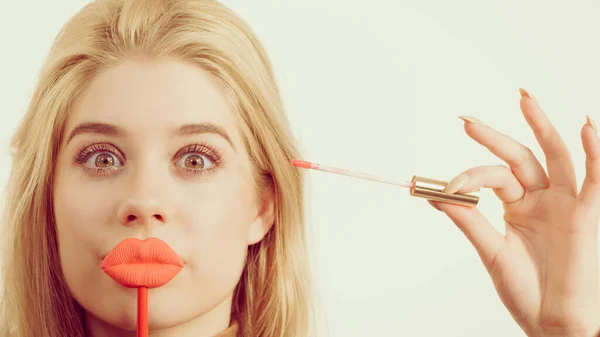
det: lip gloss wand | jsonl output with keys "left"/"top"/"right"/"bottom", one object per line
{"left": 290, "top": 159, "right": 480, "bottom": 207}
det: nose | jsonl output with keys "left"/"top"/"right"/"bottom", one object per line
{"left": 117, "top": 168, "right": 170, "bottom": 227}
{"left": 117, "top": 198, "right": 167, "bottom": 227}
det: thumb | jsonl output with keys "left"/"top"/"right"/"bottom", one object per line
{"left": 431, "top": 201, "right": 505, "bottom": 272}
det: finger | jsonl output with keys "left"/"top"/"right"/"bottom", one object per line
{"left": 445, "top": 165, "right": 525, "bottom": 204}
{"left": 435, "top": 201, "right": 505, "bottom": 272}
{"left": 459, "top": 116, "right": 549, "bottom": 190}
{"left": 577, "top": 116, "right": 600, "bottom": 215}
{"left": 428, "top": 200, "right": 442, "bottom": 211}
{"left": 519, "top": 88, "right": 577, "bottom": 194}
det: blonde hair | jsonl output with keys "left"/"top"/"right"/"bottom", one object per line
{"left": 0, "top": 0, "right": 316, "bottom": 336}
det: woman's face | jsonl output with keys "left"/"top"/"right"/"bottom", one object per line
{"left": 53, "top": 59, "right": 274, "bottom": 333}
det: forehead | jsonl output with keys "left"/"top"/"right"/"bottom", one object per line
{"left": 68, "top": 58, "right": 238, "bottom": 136}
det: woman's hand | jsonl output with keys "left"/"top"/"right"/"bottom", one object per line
{"left": 430, "top": 88, "right": 600, "bottom": 337}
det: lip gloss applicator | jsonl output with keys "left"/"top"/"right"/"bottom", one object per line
{"left": 291, "top": 159, "right": 479, "bottom": 207}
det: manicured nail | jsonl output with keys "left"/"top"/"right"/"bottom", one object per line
{"left": 519, "top": 88, "right": 536, "bottom": 100}
{"left": 458, "top": 115, "right": 480, "bottom": 124}
{"left": 444, "top": 173, "right": 470, "bottom": 194}
{"left": 586, "top": 115, "right": 598, "bottom": 140}
{"left": 586, "top": 115, "right": 597, "bottom": 132}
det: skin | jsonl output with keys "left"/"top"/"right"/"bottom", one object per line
{"left": 53, "top": 58, "right": 274, "bottom": 337}
{"left": 430, "top": 89, "right": 600, "bottom": 337}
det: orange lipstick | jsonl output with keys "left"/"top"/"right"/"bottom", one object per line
{"left": 102, "top": 237, "right": 184, "bottom": 288}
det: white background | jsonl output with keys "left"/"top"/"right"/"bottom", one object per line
{"left": 2, "top": 1, "right": 600, "bottom": 336}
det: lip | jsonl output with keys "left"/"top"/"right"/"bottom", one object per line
{"left": 101, "top": 237, "right": 184, "bottom": 288}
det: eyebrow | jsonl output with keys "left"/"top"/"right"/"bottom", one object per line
{"left": 66, "top": 122, "right": 235, "bottom": 150}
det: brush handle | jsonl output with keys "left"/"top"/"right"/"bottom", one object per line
{"left": 138, "top": 287, "right": 148, "bottom": 337}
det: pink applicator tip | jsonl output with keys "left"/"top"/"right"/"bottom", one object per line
{"left": 290, "top": 159, "right": 314, "bottom": 169}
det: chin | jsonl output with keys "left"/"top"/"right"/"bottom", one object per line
{"left": 85, "top": 284, "right": 211, "bottom": 332}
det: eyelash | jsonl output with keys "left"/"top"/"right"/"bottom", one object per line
{"left": 72, "top": 142, "right": 223, "bottom": 177}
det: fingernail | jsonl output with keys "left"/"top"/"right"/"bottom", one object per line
{"left": 519, "top": 88, "right": 536, "bottom": 100}
{"left": 586, "top": 115, "right": 597, "bottom": 132}
{"left": 587, "top": 115, "right": 598, "bottom": 140}
{"left": 444, "top": 173, "right": 470, "bottom": 194}
{"left": 458, "top": 115, "right": 480, "bottom": 124}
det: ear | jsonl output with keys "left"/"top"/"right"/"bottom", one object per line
{"left": 247, "top": 183, "right": 276, "bottom": 245}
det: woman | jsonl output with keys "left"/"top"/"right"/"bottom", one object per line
{"left": 1, "top": 0, "right": 314, "bottom": 336}
{"left": 1, "top": 0, "right": 599, "bottom": 336}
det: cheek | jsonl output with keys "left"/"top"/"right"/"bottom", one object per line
{"left": 53, "top": 172, "right": 115, "bottom": 286}
{"left": 178, "top": 172, "right": 256, "bottom": 288}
